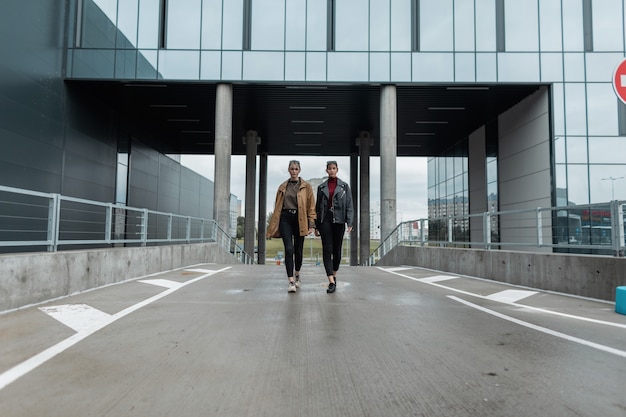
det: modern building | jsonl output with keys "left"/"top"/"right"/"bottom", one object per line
{"left": 2, "top": 1, "right": 626, "bottom": 261}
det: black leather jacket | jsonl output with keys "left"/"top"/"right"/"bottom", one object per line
{"left": 315, "top": 178, "right": 354, "bottom": 227}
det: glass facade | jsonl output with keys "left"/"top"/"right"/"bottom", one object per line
{"left": 69, "top": 0, "right": 626, "bottom": 245}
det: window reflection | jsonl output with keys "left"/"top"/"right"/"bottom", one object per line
{"left": 475, "top": 0, "right": 496, "bottom": 51}
{"left": 306, "top": 52, "right": 326, "bottom": 81}
{"left": 306, "top": 0, "right": 327, "bottom": 51}
{"left": 589, "top": 138, "right": 626, "bottom": 164}
{"left": 564, "top": 83, "right": 587, "bottom": 135}
{"left": 222, "top": 0, "right": 244, "bottom": 50}
{"left": 592, "top": 0, "right": 624, "bottom": 52}
{"left": 370, "top": 53, "right": 390, "bottom": 82}
{"left": 504, "top": 0, "right": 538, "bottom": 51}
{"left": 137, "top": 0, "right": 160, "bottom": 48}
{"left": 566, "top": 137, "right": 588, "bottom": 164}
{"left": 586, "top": 84, "right": 618, "bottom": 136}
{"left": 455, "top": 53, "right": 475, "bottom": 82}
{"left": 541, "top": 53, "right": 563, "bottom": 82}
{"left": 413, "top": 53, "right": 453, "bottom": 82}
{"left": 201, "top": 0, "right": 223, "bottom": 50}
{"left": 285, "top": 52, "right": 305, "bottom": 80}
{"left": 166, "top": 0, "right": 201, "bottom": 49}
{"left": 498, "top": 54, "right": 539, "bottom": 82}
{"left": 286, "top": 0, "right": 306, "bottom": 50}
{"left": 454, "top": 0, "right": 474, "bottom": 51}
{"left": 390, "top": 0, "right": 411, "bottom": 51}
{"left": 200, "top": 51, "right": 221, "bottom": 80}
{"left": 370, "top": 0, "right": 390, "bottom": 51}
{"left": 539, "top": 0, "right": 562, "bottom": 52}
{"left": 419, "top": 0, "right": 453, "bottom": 51}
{"left": 243, "top": 52, "right": 284, "bottom": 80}
{"left": 562, "top": 1, "right": 584, "bottom": 51}
{"left": 158, "top": 51, "right": 200, "bottom": 79}
{"left": 567, "top": 164, "right": 590, "bottom": 204}
{"left": 590, "top": 166, "right": 626, "bottom": 201}
{"left": 335, "top": 0, "right": 368, "bottom": 51}
{"left": 476, "top": 53, "right": 497, "bottom": 81}
{"left": 328, "top": 53, "right": 369, "bottom": 81}
{"left": 251, "top": 0, "right": 285, "bottom": 50}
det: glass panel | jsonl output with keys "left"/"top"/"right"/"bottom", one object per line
{"left": 200, "top": 51, "right": 221, "bottom": 79}
{"left": 285, "top": 52, "right": 305, "bottom": 80}
{"left": 370, "top": 0, "right": 390, "bottom": 51}
{"left": 475, "top": 0, "right": 496, "bottom": 51}
{"left": 251, "top": 0, "right": 285, "bottom": 50}
{"left": 504, "top": 0, "right": 538, "bottom": 51}
{"left": 243, "top": 52, "right": 285, "bottom": 80}
{"left": 552, "top": 83, "right": 565, "bottom": 136}
{"left": 390, "top": 0, "right": 411, "bottom": 51}
{"left": 412, "top": 53, "right": 454, "bottom": 82}
{"left": 555, "top": 164, "right": 567, "bottom": 201}
{"left": 306, "top": 0, "right": 327, "bottom": 51}
{"left": 419, "top": 0, "right": 453, "bottom": 51}
{"left": 476, "top": 53, "right": 497, "bottom": 82}
{"left": 454, "top": 0, "right": 474, "bottom": 51}
{"left": 72, "top": 49, "right": 115, "bottom": 78}
{"left": 222, "top": 0, "right": 244, "bottom": 49}
{"left": 222, "top": 51, "right": 243, "bottom": 79}
{"left": 591, "top": 165, "right": 626, "bottom": 202}
{"left": 286, "top": 0, "right": 306, "bottom": 50}
{"left": 587, "top": 83, "right": 619, "bottom": 136}
{"left": 562, "top": 0, "right": 584, "bottom": 51}
{"left": 166, "top": 0, "right": 201, "bottom": 49}
{"left": 137, "top": 0, "right": 159, "bottom": 48}
{"left": 336, "top": 0, "right": 369, "bottom": 51}
{"left": 306, "top": 52, "right": 327, "bottom": 81}
{"left": 328, "top": 53, "right": 368, "bottom": 81}
{"left": 370, "top": 53, "right": 390, "bottom": 82}
{"left": 455, "top": 53, "right": 475, "bottom": 82}
{"left": 564, "top": 83, "right": 587, "bottom": 135}
{"left": 82, "top": 0, "right": 117, "bottom": 48}
{"left": 201, "top": 0, "right": 223, "bottom": 49}
{"left": 497, "top": 53, "right": 540, "bottom": 82}
{"left": 567, "top": 164, "right": 589, "bottom": 204}
{"left": 391, "top": 53, "right": 411, "bottom": 81}
{"left": 566, "top": 136, "right": 588, "bottom": 164}
{"left": 541, "top": 53, "right": 563, "bottom": 82}
{"left": 586, "top": 53, "right": 624, "bottom": 82}
{"left": 137, "top": 50, "right": 158, "bottom": 79}
{"left": 116, "top": 0, "right": 139, "bottom": 48}
{"left": 115, "top": 50, "right": 136, "bottom": 78}
{"left": 592, "top": 0, "right": 624, "bottom": 52}
{"left": 554, "top": 135, "right": 565, "bottom": 163}
{"left": 589, "top": 137, "right": 626, "bottom": 163}
{"left": 158, "top": 51, "right": 200, "bottom": 79}
{"left": 563, "top": 53, "right": 585, "bottom": 81}
{"left": 539, "top": 0, "right": 562, "bottom": 52}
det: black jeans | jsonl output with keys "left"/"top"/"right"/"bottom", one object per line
{"left": 279, "top": 211, "right": 304, "bottom": 278}
{"left": 318, "top": 216, "right": 346, "bottom": 277}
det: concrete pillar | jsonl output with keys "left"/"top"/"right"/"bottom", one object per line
{"left": 358, "top": 132, "right": 371, "bottom": 265}
{"left": 350, "top": 152, "right": 359, "bottom": 265}
{"left": 257, "top": 152, "right": 268, "bottom": 264}
{"left": 243, "top": 130, "right": 259, "bottom": 259}
{"left": 214, "top": 84, "right": 233, "bottom": 233}
{"left": 380, "top": 85, "right": 397, "bottom": 241}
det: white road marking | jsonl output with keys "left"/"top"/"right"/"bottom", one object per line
{"left": 0, "top": 266, "right": 231, "bottom": 391}
{"left": 381, "top": 267, "right": 413, "bottom": 272}
{"left": 39, "top": 304, "right": 112, "bottom": 333}
{"left": 139, "top": 279, "right": 183, "bottom": 289}
{"left": 486, "top": 289, "right": 538, "bottom": 303}
{"left": 185, "top": 268, "right": 218, "bottom": 274}
{"left": 380, "top": 268, "right": 626, "bottom": 329}
{"left": 449, "top": 295, "right": 626, "bottom": 359}
{"left": 420, "top": 275, "right": 458, "bottom": 283}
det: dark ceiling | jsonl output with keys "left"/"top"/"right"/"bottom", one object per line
{"left": 69, "top": 81, "right": 541, "bottom": 157}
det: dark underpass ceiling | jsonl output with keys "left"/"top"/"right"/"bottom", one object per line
{"left": 69, "top": 81, "right": 541, "bottom": 157}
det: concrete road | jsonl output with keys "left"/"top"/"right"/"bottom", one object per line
{"left": 0, "top": 264, "right": 625, "bottom": 417}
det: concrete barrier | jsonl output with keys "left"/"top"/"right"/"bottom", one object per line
{"left": 0, "top": 243, "right": 240, "bottom": 313}
{"left": 376, "top": 245, "right": 626, "bottom": 302}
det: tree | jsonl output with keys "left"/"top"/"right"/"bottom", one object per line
{"left": 236, "top": 216, "right": 245, "bottom": 239}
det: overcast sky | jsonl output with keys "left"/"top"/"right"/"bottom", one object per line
{"left": 180, "top": 154, "right": 428, "bottom": 223}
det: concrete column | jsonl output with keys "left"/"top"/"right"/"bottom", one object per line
{"left": 358, "top": 132, "right": 371, "bottom": 265}
{"left": 214, "top": 84, "right": 233, "bottom": 233}
{"left": 350, "top": 152, "right": 359, "bottom": 265}
{"left": 380, "top": 85, "right": 397, "bottom": 241}
{"left": 243, "top": 130, "right": 259, "bottom": 259}
{"left": 257, "top": 152, "right": 268, "bottom": 264}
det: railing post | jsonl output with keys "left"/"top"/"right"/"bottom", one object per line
{"left": 420, "top": 219, "right": 426, "bottom": 246}
{"left": 611, "top": 200, "right": 624, "bottom": 257}
{"left": 105, "top": 204, "right": 112, "bottom": 244}
{"left": 447, "top": 217, "right": 453, "bottom": 245}
{"left": 536, "top": 208, "right": 543, "bottom": 247}
{"left": 141, "top": 209, "right": 148, "bottom": 246}
{"left": 186, "top": 216, "right": 191, "bottom": 243}
{"left": 167, "top": 214, "right": 172, "bottom": 242}
{"left": 47, "top": 194, "right": 60, "bottom": 252}
{"left": 200, "top": 218, "right": 205, "bottom": 242}
{"left": 483, "top": 212, "right": 491, "bottom": 250}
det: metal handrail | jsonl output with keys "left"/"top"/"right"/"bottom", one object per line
{"left": 367, "top": 200, "right": 626, "bottom": 265}
{"left": 0, "top": 185, "right": 254, "bottom": 264}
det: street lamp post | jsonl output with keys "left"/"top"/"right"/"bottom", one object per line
{"left": 601, "top": 176, "right": 625, "bottom": 200}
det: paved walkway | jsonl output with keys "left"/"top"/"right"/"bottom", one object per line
{"left": 1, "top": 264, "right": 625, "bottom": 417}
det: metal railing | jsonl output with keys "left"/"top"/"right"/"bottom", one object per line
{"left": 0, "top": 185, "right": 254, "bottom": 264}
{"left": 367, "top": 201, "right": 626, "bottom": 265}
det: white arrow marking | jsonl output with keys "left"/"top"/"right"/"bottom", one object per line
{"left": 139, "top": 279, "right": 183, "bottom": 289}
{"left": 486, "top": 289, "right": 538, "bottom": 303}
{"left": 39, "top": 304, "right": 112, "bottom": 333}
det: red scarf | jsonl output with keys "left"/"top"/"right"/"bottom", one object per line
{"left": 328, "top": 177, "right": 337, "bottom": 207}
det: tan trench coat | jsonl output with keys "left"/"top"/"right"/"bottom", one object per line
{"left": 267, "top": 178, "right": 316, "bottom": 238}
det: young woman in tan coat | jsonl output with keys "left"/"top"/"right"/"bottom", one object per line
{"left": 267, "top": 160, "right": 316, "bottom": 293}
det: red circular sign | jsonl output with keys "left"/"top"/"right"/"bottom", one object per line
{"left": 613, "top": 58, "right": 626, "bottom": 104}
